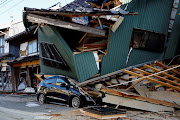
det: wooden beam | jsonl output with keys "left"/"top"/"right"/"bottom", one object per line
{"left": 111, "top": 16, "right": 124, "bottom": 32}
{"left": 124, "top": 70, "right": 180, "bottom": 91}
{"left": 13, "top": 60, "right": 40, "bottom": 67}
{"left": 125, "top": 68, "right": 152, "bottom": 91}
{"left": 103, "top": 94, "right": 174, "bottom": 112}
{"left": 133, "top": 68, "right": 151, "bottom": 75}
{"left": 153, "top": 75, "right": 180, "bottom": 87}
{"left": 124, "top": 70, "right": 142, "bottom": 78}
{"left": 144, "top": 64, "right": 180, "bottom": 82}
{"left": 78, "top": 32, "right": 87, "bottom": 44}
{"left": 105, "top": 25, "right": 112, "bottom": 55}
{"left": 101, "top": 88, "right": 178, "bottom": 108}
{"left": 97, "top": 16, "right": 103, "bottom": 29}
{"left": 80, "top": 108, "right": 126, "bottom": 119}
{"left": 155, "top": 61, "right": 180, "bottom": 75}
{"left": 26, "top": 10, "right": 126, "bottom": 17}
{"left": 27, "top": 14, "right": 106, "bottom": 36}
{"left": 77, "top": 60, "right": 163, "bottom": 87}
{"left": 143, "top": 81, "right": 151, "bottom": 84}
{"left": 125, "top": 79, "right": 144, "bottom": 91}
{"left": 155, "top": 84, "right": 163, "bottom": 88}
{"left": 135, "top": 68, "right": 180, "bottom": 87}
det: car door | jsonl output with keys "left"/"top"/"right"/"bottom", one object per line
{"left": 44, "top": 76, "right": 57, "bottom": 99}
{"left": 54, "top": 76, "right": 70, "bottom": 101}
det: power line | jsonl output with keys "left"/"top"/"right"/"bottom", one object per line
{"left": 0, "top": 0, "right": 13, "bottom": 8}
{"left": 0, "top": 0, "right": 25, "bottom": 16}
{"left": 0, "top": 0, "right": 8, "bottom": 6}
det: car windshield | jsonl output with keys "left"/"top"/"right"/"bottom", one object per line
{"left": 67, "top": 79, "right": 75, "bottom": 86}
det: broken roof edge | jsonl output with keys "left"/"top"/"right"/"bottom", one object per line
{"left": 23, "top": 7, "right": 138, "bottom": 17}
{"left": 77, "top": 59, "right": 162, "bottom": 87}
{"left": 0, "top": 53, "right": 14, "bottom": 60}
{"left": 5, "top": 25, "right": 37, "bottom": 42}
{"left": 8, "top": 54, "right": 39, "bottom": 64}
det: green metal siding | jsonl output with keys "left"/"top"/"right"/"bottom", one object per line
{"left": 165, "top": 3, "right": 180, "bottom": 59}
{"left": 101, "top": 0, "right": 173, "bottom": 75}
{"left": 38, "top": 26, "right": 98, "bottom": 82}
{"left": 73, "top": 52, "right": 98, "bottom": 82}
{"left": 38, "top": 26, "right": 77, "bottom": 79}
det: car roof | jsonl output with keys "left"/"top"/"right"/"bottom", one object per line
{"left": 45, "top": 75, "right": 65, "bottom": 80}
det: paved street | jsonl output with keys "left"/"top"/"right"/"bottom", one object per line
{"left": 0, "top": 94, "right": 75, "bottom": 120}
{"left": 0, "top": 93, "right": 180, "bottom": 120}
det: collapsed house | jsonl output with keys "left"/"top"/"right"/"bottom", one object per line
{"left": 22, "top": 0, "right": 180, "bottom": 83}
{"left": 2, "top": 0, "right": 180, "bottom": 116}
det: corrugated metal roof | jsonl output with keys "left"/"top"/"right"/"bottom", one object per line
{"left": 165, "top": 3, "right": 180, "bottom": 59}
{"left": 101, "top": 0, "right": 173, "bottom": 75}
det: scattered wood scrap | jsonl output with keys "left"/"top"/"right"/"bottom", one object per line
{"left": 100, "top": 88, "right": 178, "bottom": 108}
{"left": 103, "top": 94, "right": 175, "bottom": 112}
{"left": 45, "top": 113, "right": 62, "bottom": 116}
{"left": 27, "top": 14, "right": 106, "bottom": 36}
{"left": 80, "top": 106, "right": 126, "bottom": 119}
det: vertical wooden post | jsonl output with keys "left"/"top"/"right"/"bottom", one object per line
{"left": 27, "top": 67, "right": 31, "bottom": 87}
{"left": 11, "top": 66, "right": 15, "bottom": 93}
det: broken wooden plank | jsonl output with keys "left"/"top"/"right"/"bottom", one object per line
{"left": 124, "top": 70, "right": 180, "bottom": 91}
{"left": 143, "top": 81, "right": 151, "bottom": 84}
{"left": 133, "top": 68, "right": 180, "bottom": 87}
{"left": 125, "top": 78, "right": 144, "bottom": 91}
{"left": 134, "top": 86, "right": 150, "bottom": 97}
{"left": 77, "top": 60, "right": 167, "bottom": 87}
{"left": 103, "top": 94, "right": 175, "bottom": 112}
{"left": 152, "top": 75, "right": 180, "bottom": 87}
{"left": 80, "top": 106, "right": 126, "bottom": 119}
{"left": 146, "top": 91, "right": 180, "bottom": 105}
{"left": 78, "top": 33, "right": 87, "bottom": 44}
{"left": 26, "top": 10, "right": 129, "bottom": 17}
{"left": 34, "top": 74, "right": 54, "bottom": 81}
{"left": 133, "top": 68, "right": 151, "bottom": 75}
{"left": 111, "top": 16, "right": 124, "bottom": 32}
{"left": 27, "top": 14, "right": 106, "bottom": 36}
{"left": 144, "top": 64, "right": 180, "bottom": 82}
{"left": 101, "top": 88, "right": 178, "bottom": 108}
{"left": 155, "top": 61, "right": 180, "bottom": 75}
{"left": 97, "top": 16, "right": 103, "bottom": 29}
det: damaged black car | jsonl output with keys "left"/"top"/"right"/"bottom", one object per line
{"left": 37, "top": 75, "right": 102, "bottom": 108}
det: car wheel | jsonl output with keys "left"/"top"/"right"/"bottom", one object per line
{"left": 71, "top": 96, "right": 81, "bottom": 108}
{"left": 38, "top": 94, "right": 46, "bottom": 104}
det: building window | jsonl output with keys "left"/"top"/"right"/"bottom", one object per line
{"left": 28, "top": 39, "right": 37, "bottom": 54}
{"left": 131, "top": 28, "right": 165, "bottom": 52}
{"left": 40, "top": 42, "right": 70, "bottom": 70}
{"left": 0, "top": 35, "right": 4, "bottom": 54}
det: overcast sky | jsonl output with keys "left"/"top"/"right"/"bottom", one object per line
{"left": 0, "top": 0, "right": 73, "bottom": 25}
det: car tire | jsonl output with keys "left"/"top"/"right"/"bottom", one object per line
{"left": 71, "top": 96, "right": 81, "bottom": 108}
{"left": 38, "top": 94, "right": 46, "bottom": 104}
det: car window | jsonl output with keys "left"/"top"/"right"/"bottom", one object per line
{"left": 56, "top": 77, "right": 66, "bottom": 86}
{"left": 45, "top": 77, "right": 56, "bottom": 85}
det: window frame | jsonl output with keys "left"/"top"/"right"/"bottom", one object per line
{"left": 56, "top": 76, "right": 67, "bottom": 86}
{"left": 131, "top": 28, "right": 165, "bottom": 52}
{"left": 28, "top": 39, "right": 38, "bottom": 55}
{"left": 45, "top": 77, "right": 56, "bottom": 85}
{"left": 40, "top": 42, "right": 70, "bottom": 70}
{"left": 0, "top": 35, "right": 5, "bottom": 54}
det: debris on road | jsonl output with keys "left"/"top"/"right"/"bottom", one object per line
{"left": 80, "top": 106, "right": 126, "bottom": 119}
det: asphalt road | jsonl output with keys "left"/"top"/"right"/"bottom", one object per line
{"left": 0, "top": 94, "right": 74, "bottom": 120}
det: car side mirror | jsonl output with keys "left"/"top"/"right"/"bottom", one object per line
{"left": 66, "top": 84, "right": 70, "bottom": 90}
{"left": 60, "top": 83, "right": 66, "bottom": 87}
